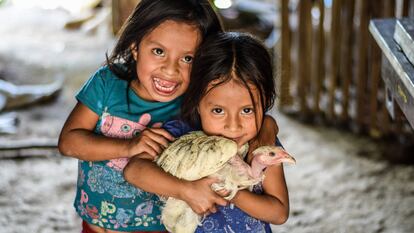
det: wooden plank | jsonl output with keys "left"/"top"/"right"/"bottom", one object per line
{"left": 0, "top": 138, "right": 57, "bottom": 150}
{"left": 0, "top": 149, "right": 60, "bottom": 159}
{"left": 328, "top": 0, "right": 341, "bottom": 119}
{"left": 394, "top": 18, "right": 414, "bottom": 66}
{"left": 305, "top": 0, "right": 313, "bottom": 115}
{"left": 280, "top": 0, "right": 292, "bottom": 107}
{"left": 380, "top": 96, "right": 391, "bottom": 134}
{"left": 356, "top": 0, "right": 369, "bottom": 128}
{"left": 370, "top": 19, "right": 414, "bottom": 129}
{"left": 0, "top": 138, "right": 58, "bottom": 159}
{"left": 383, "top": 0, "right": 396, "bottom": 17}
{"left": 394, "top": 100, "right": 405, "bottom": 134}
{"left": 381, "top": 56, "right": 414, "bottom": 129}
{"left": 340, "top": 0, "right": 355, "bottom": 122}
{"left": 313, "top": 0, "right": 325, "bottom": 114}
{"left": 409, "top": 0, "right": 414, "bottom": 17}
{"left": 367, "top": 0, "right": 385, "bottom": 136}
{"left": 368, "top": 35, "right": 382, "bottom": 136}
{"left": 402, "top": 0, "right": 410, "bottom": 17}
{"left": 297, "top": 0, "right": 312, "bottom": 116}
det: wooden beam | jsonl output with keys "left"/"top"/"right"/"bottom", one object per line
{"left": 328, "top": 0, "right": 342, "bottom": 120}
{"left": 298, "top": 0, "right": 312, "bottom": 117}
{"left": 340, "top": 0, "right": 355, "bottom": 122}
{"left": 313, "top": 0, "right": 325, "bottom": 114}
{"left": 356, "top": 0, "right": 369, "bottom": 129}
{"left": 280, "top": 0, "right": 293, "bottom": 107}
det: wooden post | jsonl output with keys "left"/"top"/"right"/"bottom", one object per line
{"left": 380, "top": 95, "right": 391, "bottom": 134}
{"left": 401, "top": 0, "right": 409, "bottom": 17}
{"left": 409, "top": 0, "right": 414, "bottom": 18}
{"left": 298, "top": 0, "right": 312, "bottom": 117}
{"left": 328, "top": 0, "right": 342, "bottom": 120}
{"left": 355, "top": 0, "right": 369, "bottom": 130}
{"left": 383, "top": 0, "right": 396, "bottom": 17}
{"left": 112, "top": 0, "right": 140, "bottom": 35}
{"left": 340, "top": 0, "right": 355, "bottom": 123}
{"left": 368, "top": 35, "right": 382, "bottom": 136}
{"left": 369, "top": 0, "right": 393, "bottom": 137}
{"left": 280, "top": 0, "right": 293, "bottom": 107}
{"left": 313, "top": 0, "right": 325, "bottom": 114}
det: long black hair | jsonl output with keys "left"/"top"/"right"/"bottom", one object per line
{"left": 181, "top": 32, "right": 276, "bottom": 128}
{"left": 106, "top": 0, "right": 223, "bottom": 82}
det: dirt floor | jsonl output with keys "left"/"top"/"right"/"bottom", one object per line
{"left": 0, "top": 5, "right": 413, "bottom": 233}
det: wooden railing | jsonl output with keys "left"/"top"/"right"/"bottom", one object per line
{"left": 279, "top": 0, "right": 414, "bottom": 138}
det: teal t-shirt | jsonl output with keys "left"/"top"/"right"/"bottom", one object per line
{"left": 74, "top": 66, "right": 182, "bottom": 231}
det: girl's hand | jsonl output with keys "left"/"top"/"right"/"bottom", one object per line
{"left": 181, "top": 177, "right": 228, "bottom": 215}
{"left": 127, "top": 128, "right": 174, "bottom": 158}
{"left": 248, "top": 115, "right": 278, "bottom": 161}
{"left": 214, "top": 188, "right": 231, "bottom": 198}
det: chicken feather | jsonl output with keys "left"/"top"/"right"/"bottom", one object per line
{"left": 156, "top": 131, "right": 295, "bottom": 233}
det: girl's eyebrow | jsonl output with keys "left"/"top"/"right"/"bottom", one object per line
{"left": 207, "top": 101, "right": 254, "bottom": 109}
{"left": 206, "top": 101, "right": 221, "bottom": 106}
{"left": 242, "top": 105, "right": 254, "bottom": 108}
{"left": 147, "top": 40, "right": 195, "bottom": 54}
{"left": 146, "top": 40, "right": 164, "bottom": 47}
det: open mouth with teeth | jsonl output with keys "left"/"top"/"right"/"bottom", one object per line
{"left": 153, "top": 77, "right": 179, "bottom": 95}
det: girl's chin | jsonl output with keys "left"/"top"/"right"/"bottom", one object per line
{"left": 151, "top": 91, "right": 181, "bottom": 102}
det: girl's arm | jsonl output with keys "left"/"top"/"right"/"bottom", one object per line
{"left": 230, "top": 164, "right": 289, "bottom": 224}
{"left": 124, "top": 156, "right": 228, "bottom": 215}
{"left": 58, "top": 102, "right": 173, "bottom": 161}
{"left": 233, "top": 114, "right": 288, "bottom": 224}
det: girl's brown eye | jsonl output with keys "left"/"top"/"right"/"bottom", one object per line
{"left": 182, "top": 56, "right": 193, "bottom": 64}
{"left": 152, "top": 48, "right": 164, "bottom": 56}
{"left": 212, "top": 108, "right": 224, "bottom": 114}
{"left": 242, "top": 108, "right": 254, "bottom": 114}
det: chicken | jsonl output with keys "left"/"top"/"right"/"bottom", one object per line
{"left": 156, "top": 131, "right": 295, "bottom": 233}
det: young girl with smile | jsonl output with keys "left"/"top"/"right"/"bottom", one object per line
{"left": 58, "top": 0, "right": 226, "bottom": 232}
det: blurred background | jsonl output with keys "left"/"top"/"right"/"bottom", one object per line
{"left": 0, "top": 0, "right": 413, "bottom": 232}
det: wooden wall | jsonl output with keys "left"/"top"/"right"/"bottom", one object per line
{"left": 279, "top": 0, "right": 414, "bottom": 138}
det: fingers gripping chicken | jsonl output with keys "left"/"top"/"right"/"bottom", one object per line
{"left": 155, "top": 131, "right": 295, "bottom": 233}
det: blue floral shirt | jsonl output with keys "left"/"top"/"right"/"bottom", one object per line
{"left": 74, "top": 66, "right": 182, "bottom": 231}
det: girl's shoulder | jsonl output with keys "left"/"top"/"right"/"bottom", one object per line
{"left": 76, "top": 65, "right": 128, "bottom": 108}
{"left": 93, "top": 65, "right": 125, "bottom": 82}
{"left": 84, "top": 65, "right": 129, "bottom": 91}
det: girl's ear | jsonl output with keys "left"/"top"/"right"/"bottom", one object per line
{"left": 130, "top": 43, "right": 138, "bottom": 61}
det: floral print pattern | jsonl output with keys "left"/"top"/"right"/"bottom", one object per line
{"left": 74, "top": 112, "right": 165, "bottom": 231}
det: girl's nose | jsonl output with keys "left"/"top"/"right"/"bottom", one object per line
{"left": 162, "top": 58, "right": 179, "bottom": 76}
{"left": 224, "top": 114, "right": 242, "bottom": 131}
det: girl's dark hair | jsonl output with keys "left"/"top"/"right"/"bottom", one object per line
{"left": 106, "top": 0, "right": 223, "bottom": 82}
{"left": 181, "top": 32, "right": 276, "bottom": 127}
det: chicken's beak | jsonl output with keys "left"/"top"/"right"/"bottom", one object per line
{"left": 280, "top": 151, "right": 296, "bottom": 164}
